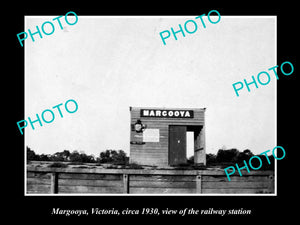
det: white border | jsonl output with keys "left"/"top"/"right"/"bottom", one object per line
{"left": 24, "top": 15, "right": 277, "bottom": 196}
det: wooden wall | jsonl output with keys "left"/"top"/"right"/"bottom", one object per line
{"left": 130, "top": 107, "right": 205, "bottom": 166}
{"left": 27, "top": 166, "right": 275, "bottom": 194}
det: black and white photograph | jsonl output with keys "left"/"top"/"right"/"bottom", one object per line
{"left": 24, "top": 15, "right": 276, "bottom": 195}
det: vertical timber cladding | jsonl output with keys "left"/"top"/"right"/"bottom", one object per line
{"left": 129, "top": 107, "right": 206, "bottom": 166}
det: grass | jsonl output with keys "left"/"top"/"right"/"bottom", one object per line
{"left": 67, "top": 162, "right": 84, "bottom": 165}
{"left": 125, "top": 163, "right": 144, "bottom": 169}
{"left": 48, "top": 162, "right": 68, "bottom": 168}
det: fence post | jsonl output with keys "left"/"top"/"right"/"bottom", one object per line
{"left": 268, "top": 174, "right": 274, "bottom": 193}
{"left": 196, "top": 174, "right": 202, "bottom": 193}
{"left": 123, "top": 174, "right": 129, "bottom": 194}
{"left": 50, "top": 172, "right": 58, "bottom": 194}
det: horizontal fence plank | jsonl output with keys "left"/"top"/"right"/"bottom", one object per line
{"left": 202, "top": 188, "right": 273, "bottom": 194}
{"left": 59, "top": 185, "right": 123, "bottom": 194}
{"left": 27, "top": 184, "right": 51, "bottom": 194}
{"left": 27, "top": 177, "right": 51, "bottom": 185}
{"left": 59, "top": 179, "right": 123, "bottom": 187}
{"left": 202, "top": 181, "right": 270, "bottom": 189}
{"left": 27, "top": 172, "right": 51, "bottom": 179}
{"left": 130, "top": 181, "right": 196, "bottom": 189}
{"left": 202, "top": 175, "right": 270, "bottom": 182}
{"left": 59, "top": 173, "right": 122, "bottom": 180}
{"left": 130, "top": 175, "right": 196, "bottom": 182}
{"left": 130, "top": 187, "right": 196, "bottom": 194}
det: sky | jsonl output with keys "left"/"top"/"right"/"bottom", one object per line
{"left": 24, "top": 15, "right": 276, "bottom": 157}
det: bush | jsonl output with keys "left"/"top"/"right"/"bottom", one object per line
{"left": 187, "top": 156, "right": 194, "bottom": 164}
{"left": 206, "top": 153, "right": 217, "bottom": 165}
{"left": 216, "top": 149, "right": 239, "bottom": 163}
{"left": 98, "top": 150, "right": 128, "bottom": 164}
{"left": 27, "top": 146, "right": 39, "bottom": 161}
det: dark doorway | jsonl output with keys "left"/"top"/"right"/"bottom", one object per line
{"left": 169, "top": 126, "right": 187, "bottom": 166}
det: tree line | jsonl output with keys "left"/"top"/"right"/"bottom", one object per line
{"left": 202, "top": 148, "right": 274, "bottom": 170}
{"left": 27, "top": 147, "right": 128, "bottom": 164}
{"left": 27, "top": 147, "right": 274, "bottom": 170}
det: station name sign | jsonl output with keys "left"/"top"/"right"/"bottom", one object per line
{"left": 140, "top": 109, "right": 194, "bottom": 118}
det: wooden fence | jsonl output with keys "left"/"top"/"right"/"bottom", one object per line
{"left": 27, "top": 166, "right": 274, "bottom": 194}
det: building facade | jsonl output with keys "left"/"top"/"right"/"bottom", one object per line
{"left": 129, "top": 107, "right": 206, "bottom": 167}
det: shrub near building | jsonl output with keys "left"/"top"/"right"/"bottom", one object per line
{"left": 224, "top": 146, "right": 285, "bottom": 181}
